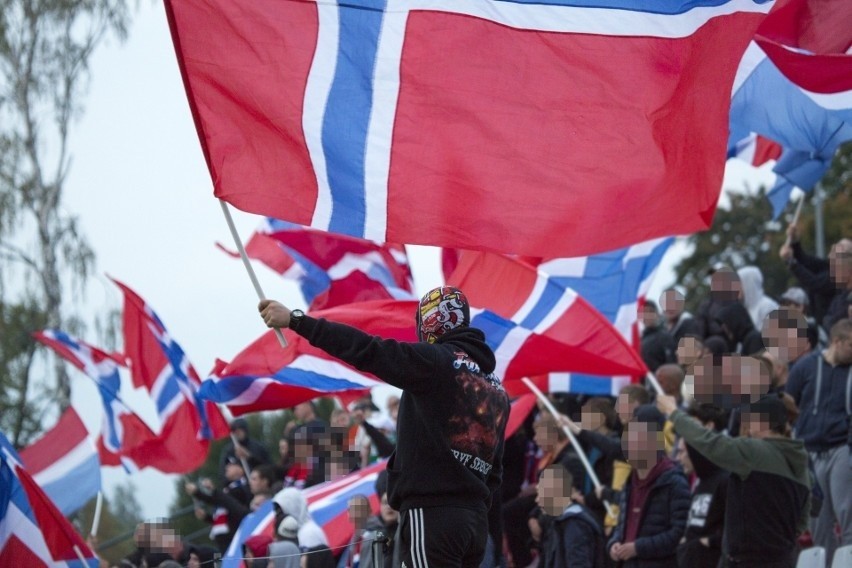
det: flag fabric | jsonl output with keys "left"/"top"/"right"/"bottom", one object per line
{"left": 166, "top": 0, "right": 772, "bottom": 258}
{"left": 513, "top": 238, "right": 673, "bottom": 396}
{"left": 222, "top": 461, "right": 387, "bottom": 568}
{"left": 447, "top": 252, "right": 649, "bottom": 392}
{"left": 728, "top": 0, "right": 852, "bottom": 217}
{"left": 0, "top": 433, "right": 98, "bottom": 568}
{"left": 220, "top": 218, "right": 414, "bottom": 309}
{"left": 111, "top": 278, "right": 230, "bottom": 472}
{"left": 18, "top": 408, "right": 100, "bottom": 517}
{"left": 33, "top": 330, "right": 158, "bottom": 472}
{"left": 728, "top": 133, "right": 783, "bottom": 167}
{"left": 201, "top": 295, "right": 646, "bottom": 414}
{"left": 504, "top": 394, "right": 538, "bottom": 440}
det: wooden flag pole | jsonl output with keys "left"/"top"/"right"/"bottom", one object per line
{"left": 521, "top": 378, "right": 616, "bottom": 519}
{"left": 219, "top": 200, "right": 287, "bottom": 347}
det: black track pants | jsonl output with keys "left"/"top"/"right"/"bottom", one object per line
{"left": 396, "top": 506, "right": 488, "bottom": 568}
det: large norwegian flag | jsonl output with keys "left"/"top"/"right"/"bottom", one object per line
{"left": 200, "top": 295, "right": 645, "bottom": 414}
{"left": 33, "top": 330, "right": 160, "bottom": 472}
{"left": 111, "top": 278, "right": 230, "bottom": 471}
{"left": 18, "top": 408, "right": 100, "bottom": 517}
{"left": 520, "top": 238, "right": 673, "bottom": 395}
{"left": 222, "top": 461, "right": 387, "bottom": 568}
{"left": 448, "top": 251, "right": 649, "bottom": 396}
{"left": 728, "top": 0, "right": 852, "bottom": 217}
{"left": 220, "top": 218, "right": 414, "bottom": 309}
{"left": 165, "top": 0, "right": 772, "bottom": 258}
{"left": 0, "top": 433, "right": 98, "bottom": 568}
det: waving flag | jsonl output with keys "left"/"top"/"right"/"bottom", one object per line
{"left": 166, "top": 0, "right": 771, "bottom": 258}
{"left": 33, "top": 330, "right": 159, "bottom": 472}
{"left": 517, "top": 238, "right": 673, "bottom": 395}
{"left": 18, "top": 408, "right": 100, "bottom": 516}
{"left": 220, "top": 218, "right": 414, "bottom": 309}
{"left": 728, "top": 133, "right": 782, "bottom": 167}
{"left": 112, "top": 278, "right": 229, "bottom": 472}
{"left": 222, "top": 461, "right": 386, "bottom": 568}
{"left": 448, "top": 252, "right": 648, "bottom": 394}
{"left": 728, "top": 0, "right": 852, "bottom": 217}
{"left": 0, "top": 433, "right": 98, "bottom": 568}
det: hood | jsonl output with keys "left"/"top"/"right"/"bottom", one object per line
{"left": 272, "top": 487, "right": 312, "bottom": 525}
{"left": 737, "top": 266, "right": 764, "bottom": 312}
{"left": 766, "top": 437, "right": 810, "bottom": 486}
{"left": 717, "top": 302, "right": 755, "bottom": 342}
{"left": 437, "top": 327, "right": 496, "bottom": 375}
{"left": 556, "top": 503, "right": 603, "bottom": 535}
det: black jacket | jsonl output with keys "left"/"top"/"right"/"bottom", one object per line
{"left": 640, "top": 326, "right": 677, "bottom": 373}
{"left": 541, "top": 503, "right": 605, "bottom": 568}
{"left": 676, "top": 445, "right": 728, "bottom": 568}
{"left": 671, "top": 410, "right": 810, "bottom": 565}
{"left": 788, "top": 242, "right": 843, "bottom": 328}
{"left": 294, "top": 317, "right": 509, "bottom": 512}
{"left": 716, "top": 303, "right": 764, "bottom": 355}
{"left": 608, "top": 466, "right": 691, "bottom": 568}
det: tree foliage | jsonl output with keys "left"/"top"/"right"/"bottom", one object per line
{"left": 0, "top": 0, "right": 129, "bottom": 440}
{"left": 674, "top": 144, "right": 852, "bottom": 312}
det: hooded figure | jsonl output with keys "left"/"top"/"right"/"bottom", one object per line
{"left": 716, "top": 302, "right": 765, "bottom": 355}
{"left": 737, "top": 266, "right": 779, "bottom": 329}
{"left": 272, "top": 488, "right": 329, "bottom": 550}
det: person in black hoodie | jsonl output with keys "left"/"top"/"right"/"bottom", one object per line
{"left": 675, "top": 404, "right": 729, "bottom": 568}
{"left": 640, "top": 301, "right": 677, "bottom": 373}
{"left": 717, "top": 302, "right": 765, "bottom": 356}
{"left": 259, "top": 286, "right": 509, "bottom": 567}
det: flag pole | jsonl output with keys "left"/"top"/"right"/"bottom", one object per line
{"left": 73, "top": 545, "right": 92, "bottom": 568}
{"left": 219, "top": 200, "right": 287, "bottom": 347}
{"left": 230, "top": 433, "right": 253, "bottom": 476}
{"left": 521, "top": 378, "right": 616, "bottom": 518}
{"left": 90, "top": 491, "right": 104, "bottom": 538}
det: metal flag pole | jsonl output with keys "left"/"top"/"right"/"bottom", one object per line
{"left": 219, "top": 200, "right": 287, "bottom": 347}
{"left": 90, "top": 491, "right": 104, "bottom": 538}
{"left": 230, "top": 433, "right": 253, "bottom": 476}
{"left": 521, "top": 378, "right": 616, "bottom": 519}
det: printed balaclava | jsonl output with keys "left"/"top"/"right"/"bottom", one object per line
{"left": 416, "top": 286, "right": 470, "bottom": 343}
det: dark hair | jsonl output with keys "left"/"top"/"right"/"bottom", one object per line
{"left": 253, "top": 464, "right": 279, "bottom": 487}
{"left": 539, "top": 464, "right": 574, "bottom": 496}
{"left": 632, "top": 404, "right": 666, "bottom": 429}
{"left": 703, "top": 335, "right": 729, "bottom": 356}
{"left": 584, "top": 397, "right": 618, "bottom": 431}
{"left": 687, "top": 402, "right": 728, "bottom": 431}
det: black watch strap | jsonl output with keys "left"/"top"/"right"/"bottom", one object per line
{"left": 290, "top": 309, "right": 305, "bottom": 331}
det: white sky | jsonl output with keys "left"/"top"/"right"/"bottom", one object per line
{"left": 44, "top": 1, "right": 777, "bottom": 520}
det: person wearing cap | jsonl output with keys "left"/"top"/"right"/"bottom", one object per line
{"left": 259, "top": 286, "right": 509, "bottom": 567}
{"left": 785, "top": 318, "right": 852, "bottom": 562}
{"left": 607, "top": 404, "right": 691, "bottom": 567}
{"left": 656, "top": 393, "right": 810, "bottom": 568}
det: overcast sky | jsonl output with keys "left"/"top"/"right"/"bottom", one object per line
{"left": 47, "top": 1, "right": 777, "bottom": 521}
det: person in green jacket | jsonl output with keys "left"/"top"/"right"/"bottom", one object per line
{"left": 656, "top": 394, "right": 810, "bottom": 568}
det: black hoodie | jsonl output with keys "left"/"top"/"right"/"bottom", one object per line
{"left": 293, "top": 316, "right": 509, "bottom": 512}
{"left": 677, "top": 444, "right": 728, "bottom": 568}
{"left": 716, "top": 303, "right": 764, "bottom": 355}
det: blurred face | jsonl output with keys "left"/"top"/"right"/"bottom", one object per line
{"left": 580, "top": 408, "right": 605, "bottom": 432}
{"left": 294, "top": 403, "right": 313, "bottom": 422}
{"left": 279, "top": 439, "right": 289, "bottom": 460}
{"left": 535, "top": 469, "right": 568, "bottom": 517}
{"left": 640, "top": 305, "right": 658, "bottom": 328}
{"left": 294, "top": 437, "right": 313, "bottom": 461}
{"left": 675, "top": 438, "right": 692, "bottom": 476}
{"left": 828, "top": 241, "right": 852, "bottom": 287}
{"left": 741, "top": 413, "right": 773, "bottom": 439}
{"left": 188, "top": 553, "right": 201, "bottom": 568}
{"left": 331, "top": 411, "right": 350, "bottom": 428}
{"left": 622, "top": 422, "right": 663, "bottom": 471}
{"left": 379, "top": 493, "right": 398, "bottom": 525}
{"left": 232, "top": 427, "right": 248, "bottom": 443}
{"left": 761, "top": 310, "right": 809, "bottom": 364}
{"left": 710, "top": 268, "right": 742, "bottom": 301}
{"left": 348, "top": 497, "right": 372, "bottom": 528}
{"left": 677, "top": 336, "right": 704, "bottom": 368}
{"left": 534, "top": 421, "right": 559, "bottom": 452}
{"left": 660, "top": 290, "right": 685, "bottom": 320}
{"left": 616, "top": 394, "right": 638, "bottom": 425}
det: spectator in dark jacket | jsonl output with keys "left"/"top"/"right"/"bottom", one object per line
{"left": 717, "top": 302, "right": 765, "bottom": 355}
{"left": 640, "top": 301, "right": 678, "bottom": 373}
{"left": 659, "top": 394, "right": 810, "bottom": 568}
{"left": 662, "top": 289, "right": 701, "bottom": 345}
{"left": 537, "top": 464, "right": 605, "bottom": 568}
{"left": 219, "top": 418, "right": 272, "bottom": 482}
{"left": 608, "top": 405, "right": 690, "bottom": 568}
{"left": 674, "top": 404, "right": 729, "bottom": 568}
{"left": 695, "top": 266, "right": 742, "bottom": 340}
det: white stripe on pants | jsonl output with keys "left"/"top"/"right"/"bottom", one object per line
{"left": 408, "top": 508, "right": 429, "bottom": 568}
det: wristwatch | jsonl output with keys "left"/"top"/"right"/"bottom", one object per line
{"left": 289, "top": 309, "right": 305, "bottom": 331}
